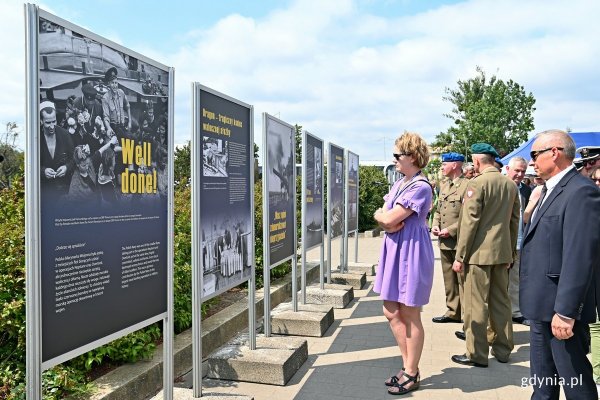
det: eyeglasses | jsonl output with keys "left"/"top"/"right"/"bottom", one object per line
{"left": 530, "top": 147, "right": 564, "bottom": 162}
{"left": 393, "top": 153, "right": 411, "bottom": 160}
{"left": 583, "top": 158, "right": 598, "bottom": 167}
{"left": 592, "top": 178, "right": 600, "bottom": 183}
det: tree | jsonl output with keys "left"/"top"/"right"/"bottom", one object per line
{"left": 423, "top": 158, "right": 442, "bottom": 180}
{"left": 433, "top": 67, "right": 536, "bottom": 159}
{"left": 173, "top": 141, "right": 190, "bottom": 189}
{"left": 0, "top": 122, "right": 24, "bottom": 189}
{"left": 294, "top": 124, "right": 302, "bottom": 163}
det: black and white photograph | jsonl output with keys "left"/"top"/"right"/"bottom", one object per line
{"left": 39, "top": 17, "right": 170, "bottom": 207}
{"left": 329, "top": 144, "right": 345, "bottom": 239}
{"left": 201, "top": 213, "right": 252, "bottom": 298}
{"left": 203, "top": 137, "right": 228, "bottom": 177}
{"left": 314, "top": 146, "right": 322, "bottom": 195}
{"left": 265, "top": 115, "right": 295, "bottom": 267}
{"left": 35, "top": 12, "right": 171, "bottom": 367}
{"left": 335, "top": 161, "right": 342, "bottom": 184}
{"left": 303, "top": 134, "right": 324, "bottom": 250}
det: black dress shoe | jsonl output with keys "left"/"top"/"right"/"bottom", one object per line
{"left": 432, "top": 315, "right": 461, "bottom": 323}
{"left": 455, "top": 331, "right": 465, "bottom": 341}
{"left": 512, "top": 316, "right": 531, "bottom": 326}
{"left": 451, "top": 354, "right": 487, "bottom": 368}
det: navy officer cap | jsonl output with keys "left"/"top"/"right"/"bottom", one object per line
{"left": 441, "top": 152, "right": 465, "bottom": 162}
{"left": 576, "top": 146, "right": 600, "bottom": 161}
{"left": 470, "top": 143, "right": 500, "bottom": 158}
{"left": 104, "top": 67, "right": 118, "bottom": 82}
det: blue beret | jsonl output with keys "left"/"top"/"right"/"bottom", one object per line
{"left": 470, "top": 143, "right": 499, "bottom": 158}
{"left": 494, "top": 157, "right": 503, "bottom": 167}
{"left": 441, "top": 152, "right": 465, "bottom": 162}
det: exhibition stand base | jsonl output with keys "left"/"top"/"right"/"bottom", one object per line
{"left": 270, "top": 302, "right": 334, "bottom": 337}
{"left": 301, "top": 283, "right": 354, "bottom": 309}
{"left": 338, "top": 261, "right": 377, "bottom": 276}
{"left": 206, "top": 334, "right": 308, "bottom": 386}
{"left": 330, "top": 271, "right": 367, "bottom": 289}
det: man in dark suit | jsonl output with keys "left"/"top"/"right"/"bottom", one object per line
{"left": 505, "top": 156, "right": 531, "bottom": 326}
{"left": 520, "top": 129, "right": 600, "bottom": 399}
{"left": 40, "top": 101, "right": 74, "bottom": 202}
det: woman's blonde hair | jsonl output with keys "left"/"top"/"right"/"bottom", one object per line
{"left": 394, "top": 131, "right": 430, "bottom": 169}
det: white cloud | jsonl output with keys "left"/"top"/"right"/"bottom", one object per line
{"left": 1, "top": 0, "right": 600, "bottom": 161}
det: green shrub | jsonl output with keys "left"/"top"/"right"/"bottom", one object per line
{"left": 358, "top": 166, "right": 389, "bottom": 231}
{"left": 0, "top": 179, "right": 27, "bottom": 399}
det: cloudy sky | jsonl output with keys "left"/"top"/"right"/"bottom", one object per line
{"left": 2, "top": 0, "right": 599, "bottom": 161}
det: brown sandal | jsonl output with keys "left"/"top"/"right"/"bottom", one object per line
{"left": 387, "top": 370, "right": 420, "bottom": 395}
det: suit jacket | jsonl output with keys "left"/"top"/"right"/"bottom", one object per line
{"left": 518, "top": 183, "right": 532, "bottom": 212}
{"left": 455, "top": 166, "right": 520, "bottom": 265}
{"left": 520, "top": 168, "right": 600, "bottom": 322}
{"left": 433, "top": 175, "right": 468, "bottom": 250}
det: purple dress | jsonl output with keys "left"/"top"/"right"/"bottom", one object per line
{"left": 373, "top": 178, "right": 435, "bottom": 306}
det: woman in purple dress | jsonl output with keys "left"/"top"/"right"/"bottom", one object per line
{"left": 373, "top": 131, "right": 434, "bottom": 395}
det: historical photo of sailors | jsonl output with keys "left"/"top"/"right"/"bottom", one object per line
{"left": 203, "top": 137, "right": 228, "bottom": 178}
{"left": 201, "top": 213, "right": 252, "bottom": 298}
{"left": 38, "top": 17, "right": 169, "bottom": 212}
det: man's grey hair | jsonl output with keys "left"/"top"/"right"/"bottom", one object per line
{"left": 534, "top": 129, "right": 576, "bottom": 161}
{"left": 463, "top": 163, "right": 474, "bottom": 171}
{"left": 508, "top": 156, "right": 527, "bottom": 168}
{"left": 473, "top": 153, "right": 494, "bottom": 165}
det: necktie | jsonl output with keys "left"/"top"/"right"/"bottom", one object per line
{"left": 532, "top": 184, "right": 547, "bottom": 223}
{"left": 538, "top": 184, "right": 548, "bottom": 207}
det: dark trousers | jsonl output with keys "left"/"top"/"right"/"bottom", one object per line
{"left": 529, "top": 320, "right": 596, "bottom": 399}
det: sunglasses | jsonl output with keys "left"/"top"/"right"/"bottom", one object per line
{"left": 393, "top": 153, "right": 411, "bottom": 160}
{"left": 530, "top": 147, "right": 563, "bottom": 162}
{"left": 583, "top": 158, "right": 598, "bottom": 167}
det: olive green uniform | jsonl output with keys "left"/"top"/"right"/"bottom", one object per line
{"left": 455, "top": 166, "right": 520, "bottom": 365}
{"left": 432, "top": 175, "right": 468, "bottom": 320}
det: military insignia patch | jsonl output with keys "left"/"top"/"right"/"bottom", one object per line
{"left": 467, "top": 190, "right": 474, "bottom": 198}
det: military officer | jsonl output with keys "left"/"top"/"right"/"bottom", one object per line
{"left": 450, "top": 143, "right": 520, "bottom": 368}
{"left": 431, "top": 152, "right": 468, "bottom": 324}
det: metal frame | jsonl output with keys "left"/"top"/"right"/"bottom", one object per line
{"left": 301, "top": 131, "right": 325, "bottom": 298}
{"left": 26, "top": 5, "right": 173, "bottom": 398}
{"left": 25, "top": 3, "right": 42, "bottom": 398}
{"left": 262, "top": 113, "right": 297, "bottom": 336}
{"left": 163, "top": 66, "right": 175, "bottom": 400}
{"left": 192, "top": 84, "right": 255, "bottom": 397}
{"left": 327, "top": 142, "right": 344, "bottom": 280}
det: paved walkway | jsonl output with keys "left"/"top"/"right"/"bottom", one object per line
{"left": 192, "top": 235, "right": 540, "bottom": 399}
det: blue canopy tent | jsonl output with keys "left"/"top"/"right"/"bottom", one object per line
{"left": 501, "top": 132, "right": 600, "bottom": 163}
